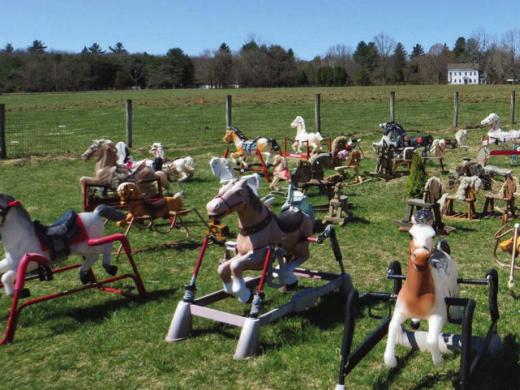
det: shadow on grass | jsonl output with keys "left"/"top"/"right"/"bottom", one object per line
{"left": 347, "top": 214, "right": 371, "bottom": 224}
{"left": 373, "top": 350, "right": 418, "bottom": 390}
{"left": 133, "top": 240, "right": 201, "bottom": 254}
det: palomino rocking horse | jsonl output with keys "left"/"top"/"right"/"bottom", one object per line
{"left": 336, "top": 210, "right": 501, "bottom": 390}
{"left": 166, "top": 178, "right": 352, "bottom": 359}
{"left": 0, "top": 194, "right": 146, "bottom": 344}
{"left": 223, "top": 126, "right": 280, "bottom": 181}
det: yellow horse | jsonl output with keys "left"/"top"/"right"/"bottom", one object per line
{"left": 223, "top": 127, "right": 280, "bottom": 164}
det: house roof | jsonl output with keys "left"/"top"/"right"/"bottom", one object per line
{"left": 448, "top": 63, "right": 479, "bottom": 70}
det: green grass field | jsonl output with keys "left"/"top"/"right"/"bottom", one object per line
{"left": 0, "top": 86, "right": 519, "bottom": 389}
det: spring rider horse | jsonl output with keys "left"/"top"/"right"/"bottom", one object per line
{"left": 336, "top": 209, "right": 501, "bottom": 390}
{"left": 166, "top": 178, "right": 352, "bottom": 359}
{"left": 0, "top": 194, "right": 146, "bottom": 343}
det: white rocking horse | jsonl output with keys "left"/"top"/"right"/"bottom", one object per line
{"left": 149, "top": 142, "right": 195, "bottom": 182}
{"left": 0, "top": 194, "right": 126, "bottom": 297}
{"left": 290, "top": 116, "right": 323, "bottom": 153}
{"left": 481, "top": 113, "right": 520, "bottom": 144}
{"left": 209, "top": 157, "right": 261, "bottom": 194}
{"left": 384, "top": 209, "right": 460, "bottom": 367}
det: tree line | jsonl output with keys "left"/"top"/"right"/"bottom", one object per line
{"left": 1, "top": 29, "right": 520, "bottom": 93}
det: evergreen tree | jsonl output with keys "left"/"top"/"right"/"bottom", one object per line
{"left": 453, "top": 37, "right": 466, "bottom": 61}
{"left": 28, "top": 40, "right": 46, "bottom": 54}
{"left": 88, "top": 43, "right": 105, "bottom": 55}
{"left": 392, "top": 42, "right": 407, "bottom": 82}
{"left": 3, "top": 43, "right": 14, "bottom": 53}
{"left": 109, "top": 42, "right": 127, "bottom": 55}
{"left": 404, "top": 154, "right": 427, "bottom": 199}
{"left": 410, "top": 44, "right": 424, "bottom": 59}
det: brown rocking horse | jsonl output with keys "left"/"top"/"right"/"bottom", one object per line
{"left": 80, "top": 139, "right": 169, "bottom": 197}
{"left": 116, "top": 182, "right": 184, "bottom": 226}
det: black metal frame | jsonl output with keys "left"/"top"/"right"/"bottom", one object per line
{"left": 337, "top": 262, "right": 499, "bottom": 390}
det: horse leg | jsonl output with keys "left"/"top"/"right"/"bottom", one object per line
{"left": 230, "top": 251, "right": 264, "bottom": 303}
{"left": 427, "top": 313, "right": 445, "bottom": 366}
{"left": 101, "top": 243, "right": 117, "bottom": 276}
{"left": 217, "top": 259, "right": 233, "bottom": 294}
{"left": 384, "top": 306, "right": 406, "bottom": 368}
{"left": 1, "top": 270, "right": 16, "bottom": 297}
{"left": 79, "top": 254, "right": 99, "bottom": 284}
{"left": 178, "top": 170, "right": 188, "bottom": 182}
{"left": 155, "top": 171, "right": 170, "bottom": 190}
{"left": 292, "top": 141, "right": 299, "bottom": 152}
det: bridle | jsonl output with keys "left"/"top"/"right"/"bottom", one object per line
{"left": 0, "top": 200, "right": 21, "bottom": 225}
{"left": 410, "top": 245, "right": 430, "bottom": 272}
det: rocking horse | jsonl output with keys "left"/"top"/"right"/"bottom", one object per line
{"left": 166, "top": 178, "right": 351, "bottom": 359}
{"left": 336, "top": 210, "right": 501, "bottom": 390}
{"left": 80, "top": 139, "right": 168, "bottom": 210}
{"left": 116, "top": 182, "right": 185, "bottom": 229}
{"left": 290, "top": 116, "right": 323, "bottom": 154}
{"left": 0, "top": 194, "right": 146, "bottom": 343}
{"left": 223, "top": 126, "right": 280, "bottom": 178}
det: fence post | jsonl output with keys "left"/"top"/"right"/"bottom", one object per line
{"left": 226, "top": 95, "right": 232, "bottom": 127}
{"left": 453, "top": 91, "right": 459, "bottom": 128}
{"left": 0, "top": 104, "right": 6, "bottom": 159}
{"left": 389, "top": 91, "right": 395, "bottom": 122}
{"left": 511, "top": 90, "right": 516, "bottom": 125}
{"left": 126, "top": 99, "right": 133, "bottom": 148}
{"left": 314, "top": 93, "right": 321, "bottom": 133}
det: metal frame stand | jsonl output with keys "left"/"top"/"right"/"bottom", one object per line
{"left": 166, "top": 225, "right": 352, "bottom": 359}
{"left": 0, "top": 234, "right": 146, "bottom": 344}
{"left": 336, "top": 262, "right": 500, "bottom": 390}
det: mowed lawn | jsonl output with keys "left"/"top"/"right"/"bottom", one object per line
{"left": 0, "top": 86, "right": 519, "bottom": 389}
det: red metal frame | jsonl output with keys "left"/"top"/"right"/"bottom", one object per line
{"left": 0, "top": 233, "right": 146, "bottom": 345}
{"left": 489, "top": 150, "right": 520, "bottom": 156}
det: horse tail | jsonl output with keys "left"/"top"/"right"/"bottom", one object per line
{"left": 270, "top": 138, "right": 280, "bottom": 152}
{"left": 94, "top": 204, "right": 126, "bottom": 221}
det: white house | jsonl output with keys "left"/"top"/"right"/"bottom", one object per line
{"left": 448, "top": 63, "right": 481, "bottom": 85}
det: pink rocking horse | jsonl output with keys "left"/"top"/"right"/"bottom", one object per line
{"left": 206, "top": 178, "right": 314, "bottom": 303}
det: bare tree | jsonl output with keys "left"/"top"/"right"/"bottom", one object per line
{"left": 373, "top": 33, "right": 396, "bottom": 84}
{"left": 501, "top": 29, "right": 520, "bottom": 80}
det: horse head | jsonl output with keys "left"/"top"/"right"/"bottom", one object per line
{"left": 206, "top": 178, "right": 262, "bottom": 218}
{"left": 409, "top": 210, "right": 436, "bottom": 269}
{"left": 82, "top": 139, "right": 114, "bottom": 161}
{"left": 481, "top": 113, "right": 501, "bottom": 129}
{"left": 116, "top": 182, "right": 142, "bottom": 202}
{"left": 150, "top": 142, "right": 165, "bottom": 159}
{"left": 290, "top": 116, "right": 305, "bottom": 133}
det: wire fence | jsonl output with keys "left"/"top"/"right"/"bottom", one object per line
{"left": 0, "top": 87, "right": 517, "bottom": 159}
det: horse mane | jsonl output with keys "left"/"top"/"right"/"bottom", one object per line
{"left": 230, "top": 126, "right": 247, "bottom": 140}
{"left": 245, "top": 182, "right": 263, "bottom": 213}
{"left": 0, "top": 194, "right": 32, "bottom": 225}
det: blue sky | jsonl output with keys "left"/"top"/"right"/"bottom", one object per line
{"left": 0, "top": 0, "right": 519, "bottom": 59}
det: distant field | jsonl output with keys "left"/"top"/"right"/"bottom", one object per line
{"left": 0, "top": 85, "right": 518, "bottom": 157}
{"left": 0, "top": 86, "right": 519, "bottom": 389}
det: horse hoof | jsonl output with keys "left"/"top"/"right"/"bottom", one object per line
{"left": 79, "top": 271, "right": 91, "bottom": 285}
{"left": 384, "top": 353, "right": 398, "bottom": 368}
{"left": 103, "top": 265, "right": 118, "bottom": 276}
{"left": 410, "top": 319, "right": 421, "bottom": 330}
{"left": 20, "top": 288, "right": 31, "bottom": 299}
{"left": 279, "top": 281, "right": 298, "bottom": 293}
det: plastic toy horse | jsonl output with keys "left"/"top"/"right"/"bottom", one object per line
{"left": 223, "top": 126, "right": 280, "bottom": 164}
{"left": 384, "top": 209, "right": 460, "bottom": 367}
{"left": 0, "top": 194, "right": 126, "bottom": 296}
{"left": 116, "top": 183, "right": 184, "bottom": 226}
{"left": 290, "top": 116, "right": 323, "bottom": 153}
{"left": 206, "top": 178, "right": 313, "bottom": 303}
{"left": 80, "top": 139, "right": 169, "bottom": 194}
{"left": 209, "top": 157, "right": 262, "bottom": 194}
{"left": 481, "top": 113, "right": 520, "bottom": 144}
{"left": 149, "top": 142, "right": 195, "bottom": 182}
